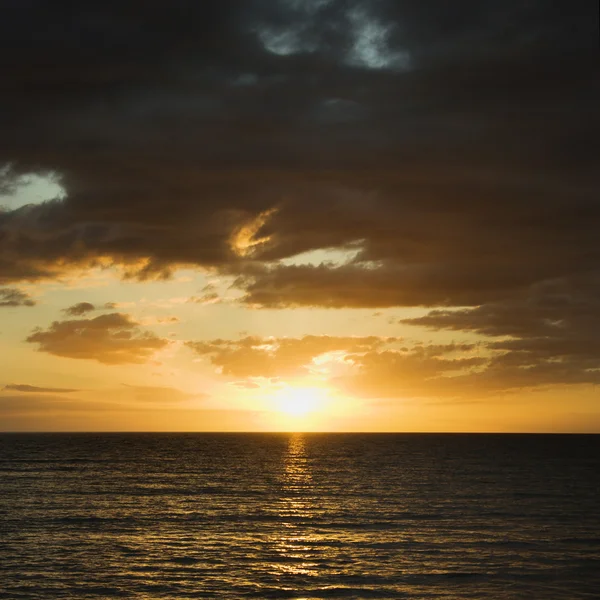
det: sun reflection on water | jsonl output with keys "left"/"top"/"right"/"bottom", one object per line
{"left": 267, "top": 433, "right": 323, "bottom": 579}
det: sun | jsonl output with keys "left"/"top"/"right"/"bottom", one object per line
{"left": 275, "top": 386, "right": 326, "bottom": 417}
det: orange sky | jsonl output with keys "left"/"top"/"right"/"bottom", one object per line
{"left": 1, "top": 197, "right": 598, "bottom": 432}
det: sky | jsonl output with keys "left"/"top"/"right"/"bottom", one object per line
{"left": 0, "top": 0, "right": 599, "bottom": 432}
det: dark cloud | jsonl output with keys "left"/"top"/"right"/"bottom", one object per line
{"left": 63, "top": 301, "right": 96, "bottom": 316}
{"left": 402, "top": 276, "right": 600, "bottom": 392}
{"left": 26, "top": 313, "right": 169, "bottom": 364}
{"left": 235, "top": 260, "right": 532, "bottom": 308}
{"left": 0, "top": 287, "right": 35, "bottom": 307}
{"left": 0, "top": 0, "right": 596, "bottom": 287}
{"left": 2, "top": 384, "right": 79, "bottom": 393}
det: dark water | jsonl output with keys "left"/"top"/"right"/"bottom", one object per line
{"left": 1, "top": 434, "right": 599, "bottom": 599}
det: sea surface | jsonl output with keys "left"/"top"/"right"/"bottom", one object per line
{"left": 1, "top": 433, "right": 599, "bottom": 599}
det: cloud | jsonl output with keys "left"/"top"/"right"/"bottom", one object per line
{"left": 231, "top": 381, "right": 261, "bottom": 389}
{"left": 63, "top": 301, "right": 96, "bottom": 316}
{"left": 186, "top": 333, "right": 491, "bottom": 399}
{"left": 0, "top": 394, "right": 111, "bottom": 415}
{"left": 187, "top": 320, "right": 600, "bottom": 399}
{"left": 0, "top": 1, "right": 596, "bottom": 302}
{"left": 188, "top": 335, "right": 396, "bottom": 378}
{"left": 337, "top": 343, "right": 488, "bottom": 399}
{"left": 0, "top": 395, "right": 264, "bottom": 432}
{"left": 1, "top": 383, "right": 196, "bottom": 404}
{"left": 26, "top": 313, "right": 169, "bottom": 364}
{"left": 2, "top": 384, "right": 79, "bottom": 393}
{"left": 0, "top": 287, "right": 35, "bottom": 307}
{"left": 235, "top": 261, "right": 528, "bottom": 308}
{"left": 401, "top": 276, "right": 600, "bottom": 392}
{"left": 138, "top": 315, "right": 181, "bottom": 326}
{"left": 188, "top": 284, "right": 221, "bottom": 305}
{"left": 188, "top": 293, "right": 220, "bottom": 305}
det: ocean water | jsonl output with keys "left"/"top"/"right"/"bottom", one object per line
{"left": 1, "top": 434, "right": 599, "bottom": 599}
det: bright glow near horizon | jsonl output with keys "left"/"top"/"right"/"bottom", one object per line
{"left": 274, "top": 385, "right": 328, "bottom": 417}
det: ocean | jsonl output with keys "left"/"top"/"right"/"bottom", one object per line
{"left": 1, "top": 433, "right": 599, "bottom": 599}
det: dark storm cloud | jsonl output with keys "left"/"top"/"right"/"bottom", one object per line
{"left": 26, "top": 313, "right": 169, "bottom": 364}
{"left": 1, "top": 0, "right": 598, "bottom": 387}
{"left": 0, "top": 287, "right": 35, "bottom": 307}
{"left": 63, "top": 301, "right": 96, "bottom": 316}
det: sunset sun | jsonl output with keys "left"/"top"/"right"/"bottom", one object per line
{"left": 274, "top": 386, "right": 327, "bottom": 417}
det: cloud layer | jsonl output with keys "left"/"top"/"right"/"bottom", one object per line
{"left": 188, "top": 330, "right": 600, "bottom": 400}
{"left": 3, "top": 384, "right": 79, "bottom": 394}
{"left": 1, "top": 1, "right": 598, "bottom": 397}
{"left": 1, "top": 1, "right": 597, "bottom": 288}
{"left": 188, "top": 335, "right": 395, "bottom": 378}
